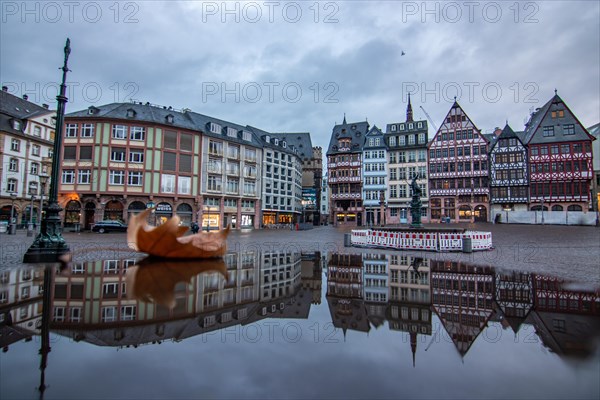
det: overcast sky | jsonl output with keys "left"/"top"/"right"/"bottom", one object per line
{"left": 2, "top": 1, "right": 599, "bottom": 153}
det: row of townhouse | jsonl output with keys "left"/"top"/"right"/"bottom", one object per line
{"left": 327, "top": 91, "right": 596, "bottom": 226}
{"left": 0, "top": 88, "right": 322, "bottom": 230}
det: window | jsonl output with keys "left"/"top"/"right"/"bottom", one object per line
{"left": 53, "top": 307, "right": 65, "bottom": 322}
{"left": 112, "top": 125, "right": 127, "bottom": 139}
{"left": 81, "top": 123, "right": 94, "bottom": 137}
{"left": 109, "top": 170, "right": 125, "bottom": 185}
{"left": 78, "top": 169, "right": 91, "bottom": 184}
{"left": 163, "top": 152, "right": 177, "bottom": 171}
{"left": 66, "top": 124, "right": 78, "bottom": 137}
{"left": 130, "top": 126, "right": 145, "bottom": 140}
{"left": 161, "top": 174, "right": 175, "bottom": 193}
{"left": 207, "top": 175, "right": 222, "bottom": 192}
{"left": 128, "top": 171, "right": 143, "bottom": 186}
{"left": 32, "top": 144, "right": 40, "bottom": 156}
{"left": 227, "top": 145, "right": 240, "bottom": 159}
{"left": 226, "top": 178, "right": 239, "bottom": 194}
{"left": 79, "top": 146, "right": 93, "bottom": 160}
{"left": 7, "top": 178, "right": 17, "bottom": 192}
{"left": 551, "top": 110, "right": 565, "bottom": 118}
{"left": 33, "top": 126, "right": 41, "bottom": 137}
{"left": 129, "top": 150, "right": 144, "bottom": 163}
{"left": 111, "top": 148, "right": 126, "bottom": 162}
{"left": 9, "top": 158, "right": 18, "bottom": 172}
{"left": 408, "top": 135, "right": 415, "bottom": 145}
{"left": 560, "top": 144, "right": 570, "bottom": 154}
{"left": 389, "top": 136, "right": 396, "bottom": 146}
{"left": 178, "top": 176, "right": 191, "bottom": 194}
{"left": 244, "top": 181, "right": 256, "bottom": 195}
{"left": 62, "top": 170, "right": 75, "bottom": 184}
{"left": 121, "top": 305, "right": 136, "bottom": 321}
{"left": 101, "top": 307, "right": 117, "bottom": 322}
{"left": 209, "top": 122, "right": 222, "bottom": 134}
{"left": 543, "top": 126, "right": 554, "bottom": 137}
{"left": 209, "top": 140, "right": 223, "bottom": 155}
{"left": 11, "top": 139, "right": 20, "bottom": 151}
{"left": 64, "top": 146, "right": 76, "bottom": 160}
{"left": 243, "top": 131, "right": 252, "bottom": 141}
{"left": 563, "top": 124, "right": 575, "bottom": 135}
{"left": 418, "top": 133, "right": 426, "bottom": 144}
{"left": 245, "top": 148, "right": 257, "bottom": 162}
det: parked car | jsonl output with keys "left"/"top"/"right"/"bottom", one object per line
{"left": 92, "top": 220, "right": 128, "bottom": 233}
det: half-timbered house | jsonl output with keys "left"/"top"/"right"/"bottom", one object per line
{"left": 489, "top": 124, "right": 529, "bottom": 217}
{"left": 428, "top": 101, "right": 490, "bottom": 222}
{"left": 523, "top": 92, "right": 595, "bottom": 212}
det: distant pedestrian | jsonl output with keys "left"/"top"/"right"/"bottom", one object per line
{"left": 191, "top": 222, "right": 199, "bottom": 234}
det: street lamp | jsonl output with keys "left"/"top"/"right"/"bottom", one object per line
{"left": 9, "top": 192, "right": 17, "bottom": 235}
{"left": 205, "top": 206, "right": 211, "bottom": 232}
{"left": 27, "top": 194, "right": 37, "bottom": 237}
{"left": 23, "top": 38, "right": 72, "bottom": 263}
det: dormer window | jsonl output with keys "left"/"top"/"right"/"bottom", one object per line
{"left": 282, "top": 141, "right": 287, "bottom": 148}
{"left": 209, "top": 122, "right": 222, "bottom": 134}
{"left": 409, "top": 123, "right": 414, "bottom": 130}
{"left": 274, "top": 139, "right": 279, "bottom": 146}
{"left": 13, "top": 120, "right": 22, "bottom": 130}
{"left": 165, "top": 114, "right": 174, "bottom": 124}
{"left": 226, "top": 127, "right": 237, "bottom": 138}
{"left": 242, "top": 131, "right": 252, "bottom": 141}
{"left": 126, "top": 109, "right": 136, "bottom": 118}
{"left": 399, "top": 124, "right": 405, "bottom": 130}
{"left": 88, "top": 106, "right": 99, "bottom": 115}
{"left": 391, "top": 125, "right": 397, "bottom": 132}
{"left": 351, "top": 124, "right": 356, "bottom": 130}
{"left": 417, "top": 122, "right": 423, "bottom": 128}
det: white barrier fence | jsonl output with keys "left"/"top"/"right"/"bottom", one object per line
{"left": 351, "top": 229, "right": 493, "bottom": 252}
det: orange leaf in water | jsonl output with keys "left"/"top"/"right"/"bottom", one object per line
{"left": 127, "top": 208, "right": 230, "bottom": 258}
{"left": 126, "top": 257, "right": 228, "bottom": 308}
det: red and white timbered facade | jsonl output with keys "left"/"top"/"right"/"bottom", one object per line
{"left": 428, "top": 101, "right": 490, "bottom": 222}
{"left": 523, "top": 93, "right": 595, "bottom": 211}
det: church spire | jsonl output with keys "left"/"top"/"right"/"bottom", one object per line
{"left": 343, "top": 113, "right": 347, "bottom": 125}
{"left": 406, "top": 93, "right": 414, "bottom": 122}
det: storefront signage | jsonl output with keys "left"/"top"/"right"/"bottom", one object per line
{"left": 155, "top": 203, "right": 172, "bottom": 213}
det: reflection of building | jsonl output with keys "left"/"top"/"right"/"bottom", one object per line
{"left": 61, "top": 102, "right": 266, "bottom": 230}
{"left": 0, "top": 89, "right": 55, "bottom": 229}
{"left": 0, "top": 266, "right": 45, "bottom": 349}
{"left": 301, "top": 252, "right": 323, "bottom": 305}
{"left": 327, "top": 117, "right": 370, "bottom": 226}
{"left": 431, "top": 261, "right": 495, "bottom": 357}
{"left": 528, "top": 275, "right": 600, "bottom": 359}
{"left": 363, "top": 253, "right": 388, "bottom": 328}
{"left": 46, "top": 250, "right": 314, "bottom": 347}
{"left": 495, "top": 271, "right": 533, "bottom": 333}
{"left": 326, "top": 253, "right": 370, "bottom": 334}
{"left": 428, "top": 101, "right": 490, "bottom": 222}
{"left": 385, "top": 96, "right": 429, "bottom": 224}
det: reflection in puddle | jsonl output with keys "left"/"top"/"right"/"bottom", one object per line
{"left": 1, "top": 250, "right": 599, "bottom": 398}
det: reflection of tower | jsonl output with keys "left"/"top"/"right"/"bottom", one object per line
{"left": 410, "top": 331, "right": 417, "bottom": 368}
{"left": 301, "top": 252, "right": 323, "bottom": 305}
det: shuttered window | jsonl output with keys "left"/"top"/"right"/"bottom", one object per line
{"left": 163, "top": 152, "right": 177, "bottom": 171}
{"left": 179, "top": 154, "right": 192, "bottom": 173}
{"left": 164, "top": 130, "right": 178, "bottom": 149}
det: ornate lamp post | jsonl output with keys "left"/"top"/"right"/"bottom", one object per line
{"left": 9, "top": 192, "right": 17, "bottom": 235}
{"left": 23, "top": 39, "right": 72, "bottom": 263}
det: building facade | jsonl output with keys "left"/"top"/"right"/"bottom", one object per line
{"left": 589, "top": 123, "right": 600, "bottom": 217}
{"left": 385, "top": 97, "right": 429, "bottom": 224}
{"left": 252, "top": 130, "right": 303, "bottom": 226}
{"left": 489, "top": 124, "right": 529, "bottom": 218}
{"left": 362, "top": 126, "right": 387, "bottom": 226}
{"left": 326, "top": 117, "right": 369, "bottom": 226}
{"left": 61, "top": 102, "right": 266, "bottom": 230}
{"left": 428, "top": 101, "right": 490, "bottom": 222}
{"left": 522, "top": 93, "right": 595, "bottom": 213}
{"left": 0, "top": 88, "right": 55, "bottom": 230}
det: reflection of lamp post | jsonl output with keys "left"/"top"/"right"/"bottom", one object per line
{"left": 38, "top": 172, "right": 49, "bottom": 234}
{"left": 23, "top": 39, "right": 72, "bottom": 263}
{"left": 9, "top": 192, "right": 17, "bottom": 235}
{"left": 27, "top": 194, "right": 36, "bottom": 237}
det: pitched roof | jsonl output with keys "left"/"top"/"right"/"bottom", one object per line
{"left": 326, "top": 117, "right": 370, "bottom": 155}
{"left": 67, "top": 102, "right": 264, "bottom": 148}
{"left": 363, "top": 125, "right": 387, "bottom": 149}
{"left": 0, "top": 90, "right": 53, "bottom": 119}
{"left": 270, "top": 132, "right": 314, "bottom": 159}
{"left": 587, "top": 122, "right": 600, "bottom": 138}
{"left": 522, "top": 93, "right": 595, "bottom": 144}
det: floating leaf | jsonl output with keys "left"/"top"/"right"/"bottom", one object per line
{"left": 126, "top": 257, "right": 228, "bottom": 308}
{"left": 127, "top": 208, "right": 230, "bottom": 258}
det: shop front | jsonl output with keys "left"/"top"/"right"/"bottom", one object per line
{"left": 64, "top": 200, "right": 81, "bottom": 228}
{"left": 104, "top": 200, "right": 124, "bottom": 221}
{"left": 176, "top": 203, "right": 194, "bottom": 226}
{"left": 155, "top": 202, "right": 173, "bottom": 225}
{"left": 202, "top": 207, "right": 220, "bottom": 231}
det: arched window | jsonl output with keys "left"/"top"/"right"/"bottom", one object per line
{"left": 567, "top": 204, "right": 582, "bottom": 211}
{"left": 551, "top": 205, "right": 563, "bottom": 211}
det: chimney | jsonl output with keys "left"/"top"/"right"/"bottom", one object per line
{"left": 494, "top": 127, "right": 502, "bottom": 137}
{"left": 23, "top": 94, "right": 28, "bottom": 100}
{"left": 42, "top": 104, "right": 49, "bottom": 109}
{"left": 2, "top": 86, "right": 7, "bottom": 92}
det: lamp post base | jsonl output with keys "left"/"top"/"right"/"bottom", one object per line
{"left": 23, "top": 202, "right": 70, "bottom": 264}
{"left": 23, "top": 246, "right": 70, "bottom": 264}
